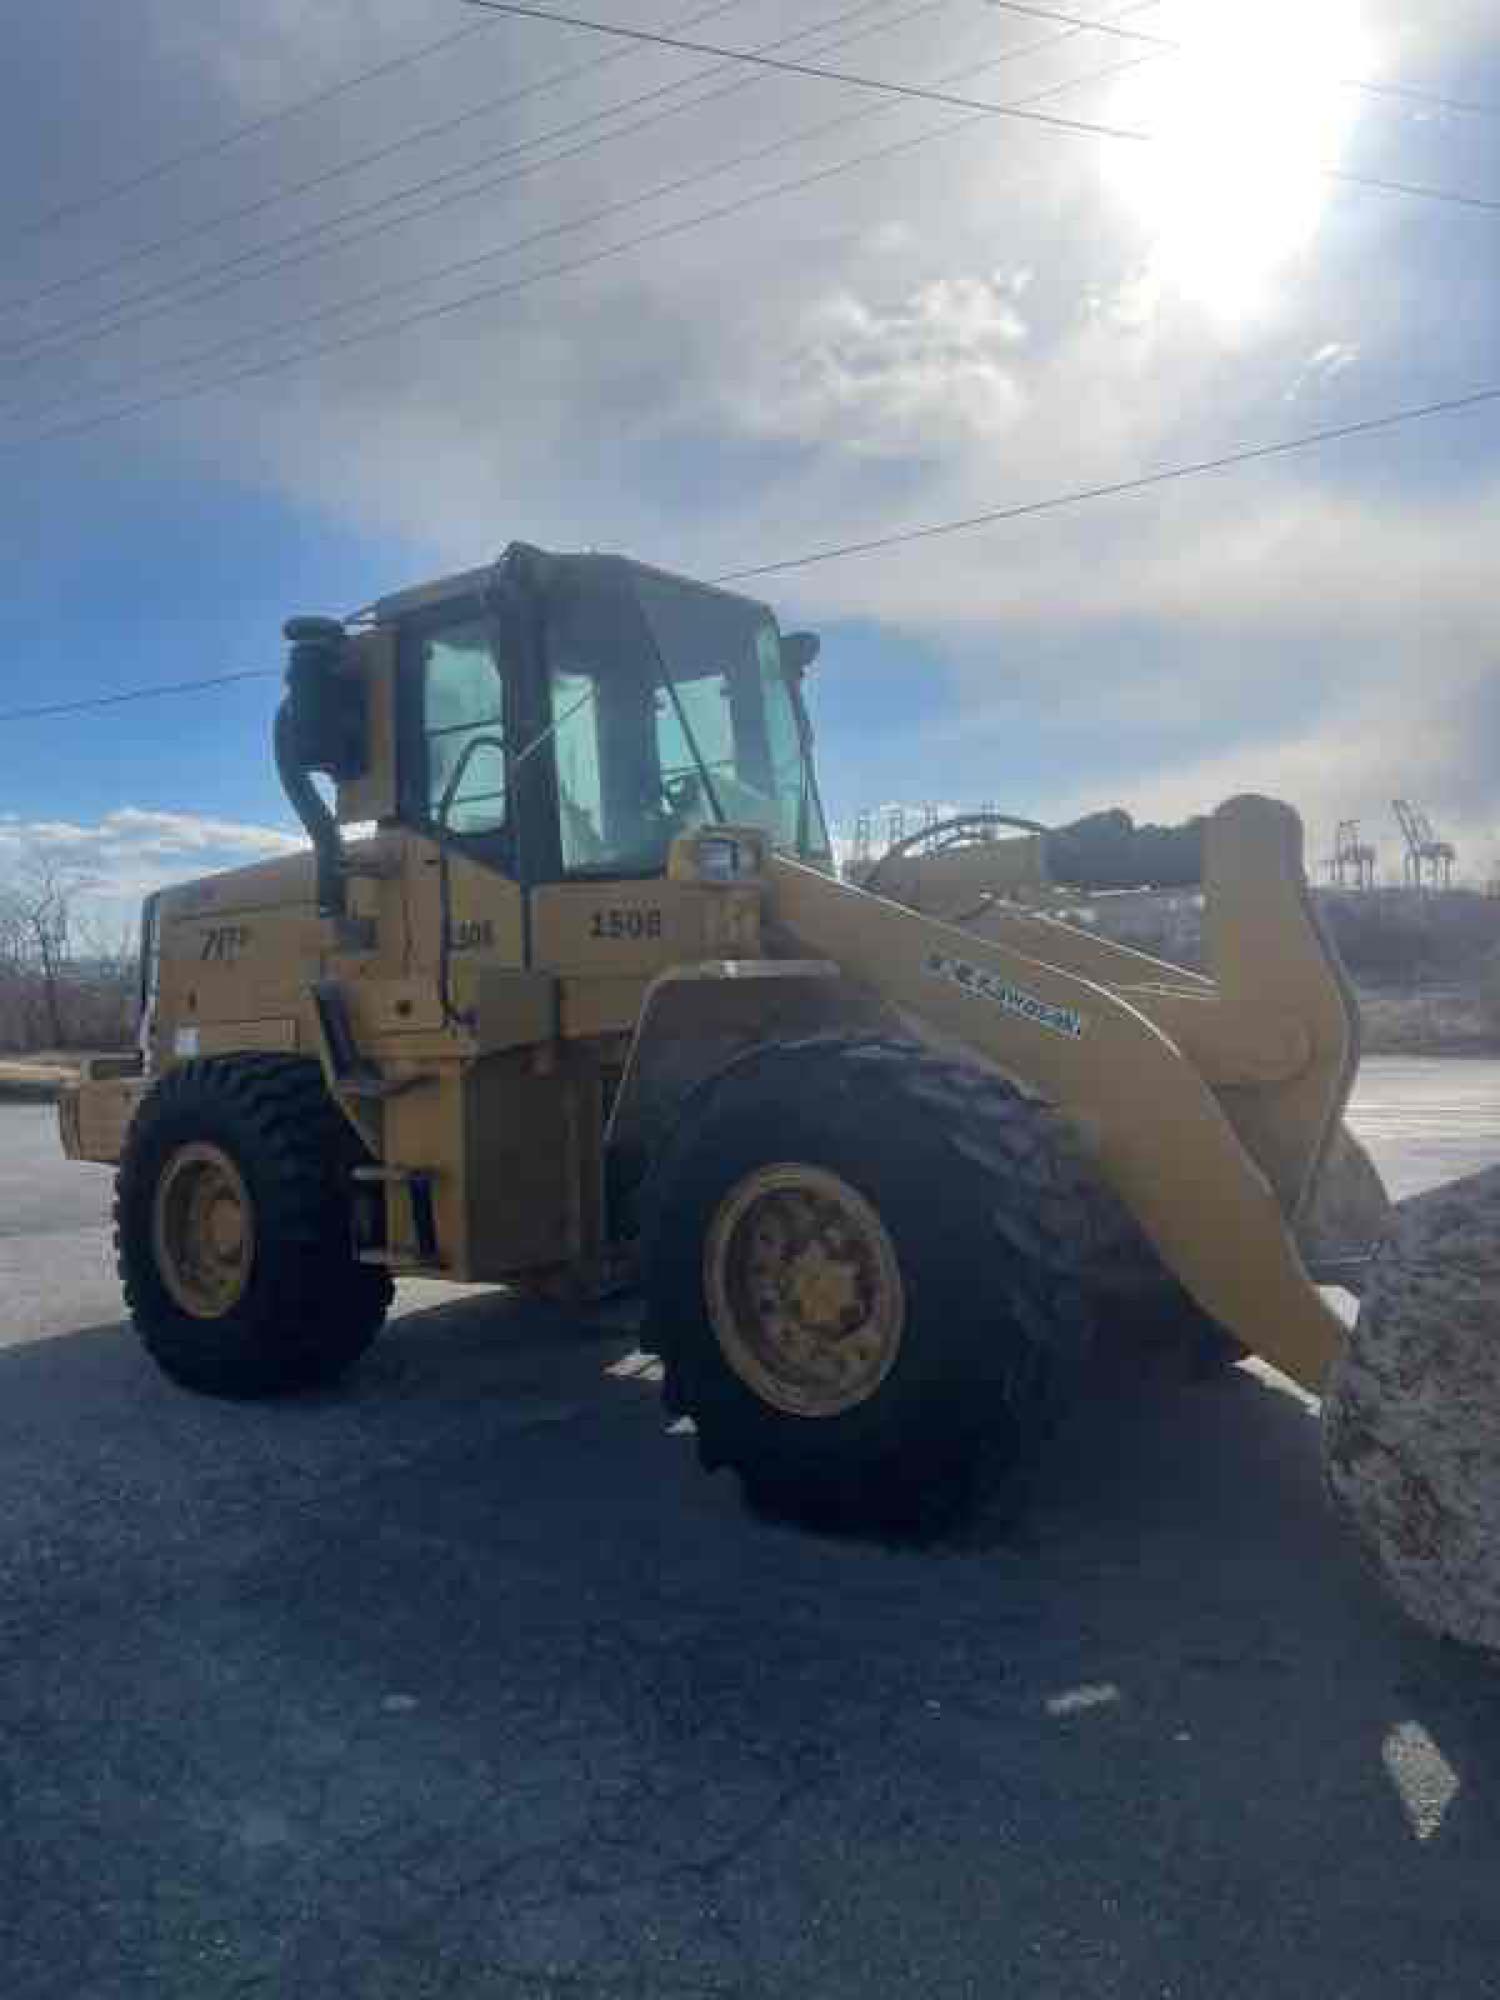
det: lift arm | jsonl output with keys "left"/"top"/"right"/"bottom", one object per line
{"left": 767, "top": 796, "right": 1358, "bottom": 1391}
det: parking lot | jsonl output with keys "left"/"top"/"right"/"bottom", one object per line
{"left": 2, "top": 1059, "right": 1498, "bottom": 1998}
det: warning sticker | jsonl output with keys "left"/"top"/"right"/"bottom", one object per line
{"left": 922, "top": 950, "right": 1089, "bottom": 1040}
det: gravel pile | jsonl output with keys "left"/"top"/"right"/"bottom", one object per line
{"left": 1324, "top": 1164, "right": 1500, "bottom": 1654}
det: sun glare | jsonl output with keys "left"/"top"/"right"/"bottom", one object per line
{"left": 1107, "top": 0, "right": 1372, "bottom": 322}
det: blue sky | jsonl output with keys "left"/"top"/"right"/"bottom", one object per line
{"left": 3, "top": 0, "right": 1498, "bottom": 917}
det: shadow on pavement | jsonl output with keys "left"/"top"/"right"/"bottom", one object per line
{"left": 2, "top": 1292, "right": 1498, "bottom": 1998}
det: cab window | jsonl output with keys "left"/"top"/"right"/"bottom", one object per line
{"left": 654, "top": 673, "right": 734, "bottom": 802}
{"left": 551, "top": 666, "right": 609, "bottom": 869}
{"left": 419, "top": 618, "right": 508, "bottom": 837}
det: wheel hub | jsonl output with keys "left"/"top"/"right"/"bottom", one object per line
{"left": 152, "top": 1141, "right": 255, "bottom": 1320}
{"left": 704, "top": 1164, "right": 905, "bottom": 1418}
{"left": 785, "top": 1239, "right": 861, "bottom": 1330}
{"left": 207, "top": 1195, "right": 245, "bottom": 1260}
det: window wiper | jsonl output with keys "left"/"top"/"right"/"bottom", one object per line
{"left": 634, "top": 604, "right": 726, "bottom": 826}
{"left": 786, "top": 680, "right": 821, "bottom": 858}
{"left": 512, "top": 678, "right": 597, "bottom": 780}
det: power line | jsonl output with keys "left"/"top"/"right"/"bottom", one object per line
{"left": 3, "top": 23, "right": 1158, "bottom": 439}
{"left": 0, "top": 41, "right": 1397, "bottom": 452}
{"left": 10, "top": 0, "right": 1475, "bottom": 269}
{"left": 5, "top": 3, "right": 1148, "bottom": 429}
{"left": 0, "top": 0, "right": 750, "bottom": 325}
{"left": 461, "top": 0, "right": 1149, "bottom": 136}
{"left": 715, "top": 384, "right": 1500, "bottom": 581}
{"left": 0, "top": 670, "right": 276, "bottom": 726}
{"left": 457, "top": 0, "right": 1500, "bottom": 215}
{"left": 10, "top": 0, "right": 1495, "bottom": 435}
{"left": 3, "top": 380, "right": 1496, "bottom": 727}
{"left": 3, "top": 13, "right": 1486, "bottom": 450}
{"left": 0, "top": 0, "right": 931, "bottom": 385}
{"left": 12, "top": 0, "right": 1493, "bottom": 386}
{"left": 980, "top": 0, "right": 1500, "bottom": 121}
{"left": 0, "top": 0, "right": 1141, "bottom": 355}
{"left": 2, "top": 16, "right": 503, "bottom": 250}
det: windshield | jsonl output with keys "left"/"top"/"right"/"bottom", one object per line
{"left": 544, "top": 560, "right": 830, "bottom": 876}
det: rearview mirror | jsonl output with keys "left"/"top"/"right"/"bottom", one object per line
{"left": 283, "top": 616, "right": 368, "bottom": 780}
{"left": 780, "top": 630, "right": 820, "bottom": 681}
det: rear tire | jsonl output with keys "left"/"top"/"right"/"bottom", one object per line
{"left": 643, "top": 1036, "right": 1096, "bottom": 1532}
{"left": 116, "top": 1056, "right": 392, "bottom": 1398}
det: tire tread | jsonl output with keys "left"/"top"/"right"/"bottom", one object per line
{"left": 643, "top": 1033, "right": 1097, "bottom": 1529}
{"left": 115, "top": 1055, "right": 391, "bottom": 1397}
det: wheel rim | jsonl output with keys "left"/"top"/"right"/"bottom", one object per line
{"left": 152, "top": 1141, "right": 255, "bottom": 1319}
{"left": 704, "top": 1163, "right": 905, "bottom": 1418}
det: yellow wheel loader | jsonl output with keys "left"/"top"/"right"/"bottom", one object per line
{"left": 58, "top": 544, "right": 1494, "bottom": 1645}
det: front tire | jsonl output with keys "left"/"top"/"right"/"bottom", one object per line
{"left": 116, "top": 1056, "right": 392, "bottom": 1398}
{"left": 643, "top": 1037, "right": 1096, "bottom": 1531}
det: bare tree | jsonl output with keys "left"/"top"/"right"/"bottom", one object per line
{"left": 14, "top": 854, "right": 89, "bottom": 1046}
{"left": 0, "top": 884, "right": 23, "bottom": 967}
{"left": 0, "top": 848, "right": 134, "bottom": 1051}
{"left": 74, "top": 907, "right": 142, "bottom": 1046}
{"left": 0, "top": 885, "right": 26, "bottom": 1050}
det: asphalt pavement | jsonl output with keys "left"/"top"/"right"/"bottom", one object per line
{"left": 1, "top": 1060, "right": 1498, "bottom": 1999}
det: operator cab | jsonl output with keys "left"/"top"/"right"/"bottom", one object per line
{"left": 367, "top": 544, "right": 832, "bottom": 885}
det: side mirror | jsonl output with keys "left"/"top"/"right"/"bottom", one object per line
{"left": 780, "top": 630, "right": 820, "bottom": 681}
{"left": 283, "top": 616, "right": 368, "bottom": 780}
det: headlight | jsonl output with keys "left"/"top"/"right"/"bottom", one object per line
{"left": 667, "top": 826, "right": 767, "bottom": 883}
{"left": 695, "top": 835, "right": 742, "bottom": 881}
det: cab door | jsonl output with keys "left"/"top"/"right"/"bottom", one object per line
{"left": 396, "top": 596, "right": 528, "bottom": 987}
{"left": 373, "top": 598, "right": 580, "bottom": 1279}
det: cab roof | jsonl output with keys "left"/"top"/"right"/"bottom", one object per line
{"left": 351, "top": 546, "right": 772, "bottom": 629}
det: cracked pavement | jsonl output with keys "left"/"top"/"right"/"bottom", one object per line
{"left": 2, "top": 1062, "right": 1500, "bottom": 1998}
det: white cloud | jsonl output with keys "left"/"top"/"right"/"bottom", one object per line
{"left": 1287, "top": 340, "right": 1359, "bottom": 399}
{"left": 750, "top": 271, "right": 1031, "bottom": 453}
{"left": 91, "top": 808, "right": 304, "bottom": 858}
{"left": 0, "top": 809, "right": 303, "bottom": 923}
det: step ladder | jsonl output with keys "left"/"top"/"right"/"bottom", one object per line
{"left": 313, "top": 982, "right": 445, "bottom": 1271}
{"left": 353, "top": 1164, "right": 444, "bottom": 1271}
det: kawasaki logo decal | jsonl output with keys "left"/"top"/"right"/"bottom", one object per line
{"left": 922, "top": 950, "right": 1088, "bottom": 1040}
